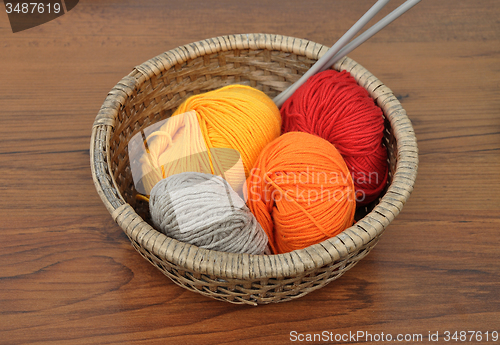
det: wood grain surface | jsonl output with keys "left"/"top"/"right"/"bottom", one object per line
{"left": 1, "top": 0, "right": 499, "bottom": 344}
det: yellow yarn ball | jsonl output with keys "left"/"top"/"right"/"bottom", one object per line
{"left": 173, "top": 84, "right": 282, "bottom": 177}
{"left": 136, "top": 84, "right": 281, "bottom": 196}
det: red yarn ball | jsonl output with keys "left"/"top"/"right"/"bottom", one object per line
{"left": 280, "top": 69, "right": 388, "bottom": 205}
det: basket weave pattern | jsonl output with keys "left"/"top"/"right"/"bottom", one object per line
{"left": 90, "top": 33, "right": 418, "bottom": 305}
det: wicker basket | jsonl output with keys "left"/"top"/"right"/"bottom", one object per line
{"left": 90, "top": 33, "right": 418, "bottom": 305}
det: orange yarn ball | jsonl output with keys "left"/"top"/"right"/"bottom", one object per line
{"left": 246, "top": 132, "right": 356, "bottom": 254}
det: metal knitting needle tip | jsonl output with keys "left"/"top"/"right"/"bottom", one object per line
{"left": 273, "top": 0, "right": 391, "bottom": 108}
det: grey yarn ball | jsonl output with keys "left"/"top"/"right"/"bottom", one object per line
{"left": 149, "top": 172, "right": 268, "bottom": 255}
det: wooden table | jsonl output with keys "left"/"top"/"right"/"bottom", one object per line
{"left": 1, "top": 1, "right": 498, "bottom": 344}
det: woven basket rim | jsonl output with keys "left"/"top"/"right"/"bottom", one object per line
{"left": 90, "top": 33, "right": 418, "bottom": 280}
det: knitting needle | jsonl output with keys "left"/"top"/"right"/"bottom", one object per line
{"left": 273, "top": 0, "right": 422, "bottom": 108}
{"left": 319, "top": 0, "right": 422, "bottom": 73}
{"left": 273, "top": 0, "right": 390, "bottom": 108}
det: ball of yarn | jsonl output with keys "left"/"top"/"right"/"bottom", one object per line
{"left": 280, "top": 70, "right": 388, "bottom": 205}
{"left": 149, "top": 172, "right": 268, "bottom": 255}
{"left": 246, "top": 132, "right": 356, "bottom": 254}
{"left": 173, "top": 84, "right": 282, "bottom": 177}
